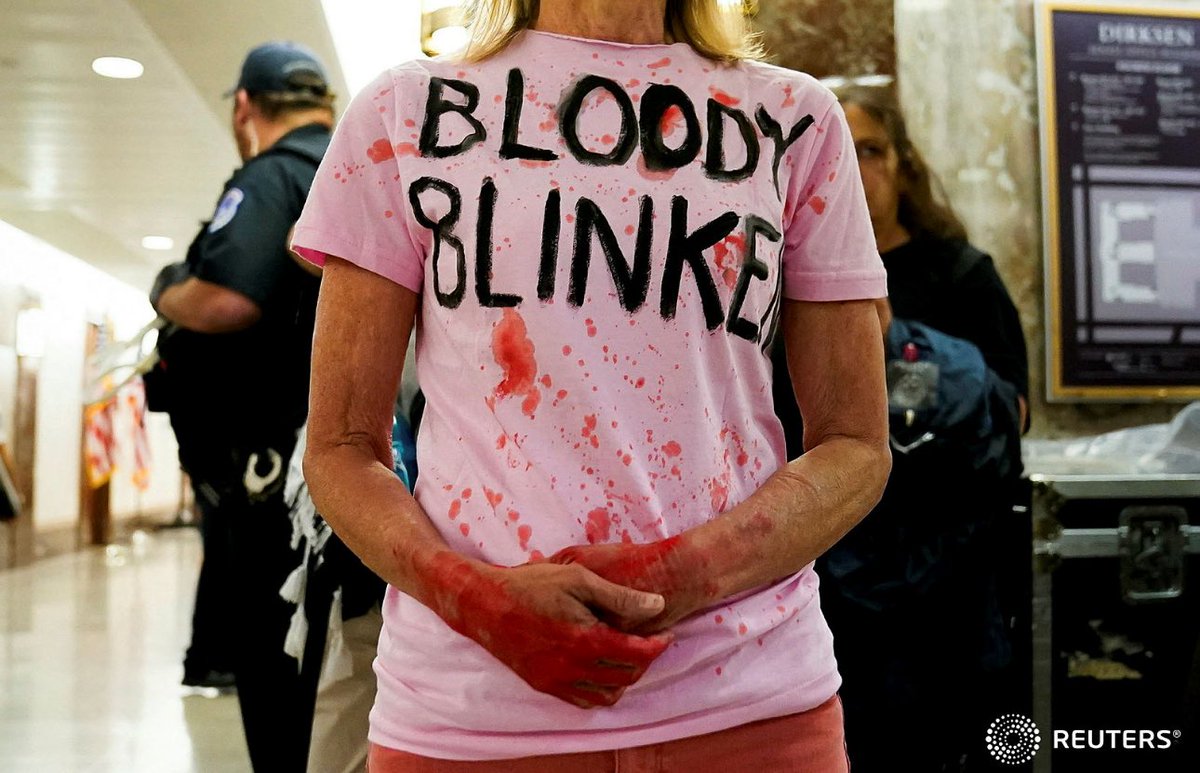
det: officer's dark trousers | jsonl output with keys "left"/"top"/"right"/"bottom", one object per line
{"left": 197, "top": 467, "right": 323, "bottom": 772}
{"left": 183, "top": 493, "right": 235, "bottom": 679}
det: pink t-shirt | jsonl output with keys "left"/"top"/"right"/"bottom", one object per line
{"left": 294, "top": 29, "right": 885, "bottom": 761}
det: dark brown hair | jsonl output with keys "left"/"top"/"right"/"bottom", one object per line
{"left": 249, "top": 74, "right": 336, "bottom": 122}
{"left": 835, "top": 84, "right": 968, "bottom": 243}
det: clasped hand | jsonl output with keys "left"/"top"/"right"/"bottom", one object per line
{"left": 423, "top": 538, "right": 713, "bottom": 709}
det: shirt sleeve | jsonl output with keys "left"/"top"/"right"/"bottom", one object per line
{"left": 191, "top": 161, "right": 295, "bottom": 307}
{"left": 292, "top": 69, "right": 424, "bottom": 293}
{"left": 780, "top": 98, "right": 887, "bottom": 302}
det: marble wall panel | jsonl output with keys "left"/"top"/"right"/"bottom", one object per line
{"left": 895, "top": 0, "right": 1177, "bottom": 438}
{"left": 755, "top": 0, "right": 895, "bottom": 79}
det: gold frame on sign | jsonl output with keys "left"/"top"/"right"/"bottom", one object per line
{"left": 1037, "top": 0, "right": 1200, "bottom": 401}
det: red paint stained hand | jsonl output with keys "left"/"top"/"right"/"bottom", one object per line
{"left": 548, "top": 538, "right": 718, "bottom": 635}
{"left": 418, "top": 552, "right": 672, "bottom": 709}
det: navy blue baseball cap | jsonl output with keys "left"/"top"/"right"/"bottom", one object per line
{"left": 226, "top": 41, "right": 330, "bottom": 98}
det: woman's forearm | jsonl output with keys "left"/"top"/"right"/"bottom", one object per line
{"left": 683, "top": 435, "right": 890, "bottom": 602}
{"left": 304, "top": 439, "right": 452, "bottom": 602}
{"left": 304, "top": 259, "right": 457, "bottom": 606}
{"left": 551, "top": 299, "right": 891, "bottom": 630}
{"left": 688, "top": 299, "right": 890, "bottom": 609}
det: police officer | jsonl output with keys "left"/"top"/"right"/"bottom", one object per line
{"left": 147, "top": 41, "right": 334, "bottom": 772}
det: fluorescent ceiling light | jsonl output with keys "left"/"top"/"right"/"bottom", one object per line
{"left": 92, "top": 56, "right": 144, "bottom": 80}
{"left": 141, "top": 236, "right": 174, "bottom": 251}
{"left": 320, "top": 1, "right": 426, "bottom": 98}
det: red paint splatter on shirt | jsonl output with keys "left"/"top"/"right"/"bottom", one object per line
{"left": 782, "top": 86, "right": 796, "bottom": 108}
{"left": 460, "top": 523, "right": 471, "bottom": 537}
{"left": 518, "top": 524, "right": 533, "bottom": 550}
{"left": 492, "top": 309, "right": 541, "bottom": 417}
{"left": 712, "top": 233, "right": 746, "bottom": 290}
{"left": 662, "top": 441, "right": 682, "bottom": 458}
{"left": 660, "top": 105, "right": 684, "bottom": 137}
{"left": 709, "top": 478, "right": 730, "bottom": 512}
{"left": 485, "top": 487, "right": 504, "bottom": 508}
{"left": 448, "top": 500, "right": 462, "bottom": 520}
{"left": 709, "top": 87, "right": 740, "bottom": 107}
{"left": 585, "top": 318, "right": 598, "bottom": 337}
{"left": 496, "top": 434, "right": 507, "bottom": 450}
{"left": 648, "top": 57, "right": 672, "bottom": 70}
{"left": 581, "top": 414, "right": 600, "bottom": 448}
{"left": 636, "top": 155, "right": 676, "bottom": 181}
{"left": 395, "top": 142, "right": 419, "bottom": 158}
{"left": 738, "top": 623, "right": 749, "bottom": 635}
{"left": 808, "top": 196, "right": 827, "bottom": 215}
{"left": 586, "top": 508, "right": 612, "bottom": 544}
{"left": 367, "top": 139, "right": 395, "bottom": 163}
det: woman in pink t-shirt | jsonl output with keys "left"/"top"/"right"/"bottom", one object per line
{"left": 295, "top": 0, "right": 891, "bottom": 769}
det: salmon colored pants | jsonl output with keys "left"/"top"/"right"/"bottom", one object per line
{"left": 367, "top": 694, "right": 848, "bottom": 772}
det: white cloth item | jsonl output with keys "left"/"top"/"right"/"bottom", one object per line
{"left": 279, "top": 424, "right": 332, "bottom": 668}
{"left": 307, "top": 601, "right": 382, "bottom": 773}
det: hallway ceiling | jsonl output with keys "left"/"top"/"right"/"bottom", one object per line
{"left": 0, "top": 0, "right": 351, "bottom": 290}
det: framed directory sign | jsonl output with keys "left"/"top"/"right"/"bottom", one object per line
{"left": 1038, "top": 1, "right": 1200, "bottom": 400}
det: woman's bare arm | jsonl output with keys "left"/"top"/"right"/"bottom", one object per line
{"left": 552, "top": 298, "right": 892, "bottom": 631}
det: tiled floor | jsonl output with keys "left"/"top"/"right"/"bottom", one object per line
{"left": 0, "top": 528, "right": 251, "bottom": 772}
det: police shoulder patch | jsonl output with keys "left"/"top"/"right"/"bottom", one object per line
{"left": 208, "top": 188, "right": 246, "bottom": 233}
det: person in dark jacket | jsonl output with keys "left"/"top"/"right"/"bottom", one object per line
{"left": 773, "top": 84, "right": 1029, "bottom": 773}
{"left": 147, "top": 41, "right": 335, "bottom": 772}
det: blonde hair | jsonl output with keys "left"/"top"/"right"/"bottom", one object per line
{"left": 462, "top": 0, "right": 763, "bottom": 63}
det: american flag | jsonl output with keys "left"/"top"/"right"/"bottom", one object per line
{"left": 122, "top": 377, "right": 151, "bottom": 491}
{"left": 83, "top": 387, "right": 115, "bottom": 489}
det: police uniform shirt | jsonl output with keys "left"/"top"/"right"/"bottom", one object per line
{"left": 168, "top": 123, "right": 331, "bottom": 444}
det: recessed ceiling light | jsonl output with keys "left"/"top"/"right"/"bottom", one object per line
{"left": 141, "top": 236, "right": 174, "bottom": 251}
{"left": 92, "top": 57, "right": 144, "bottom": 80}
